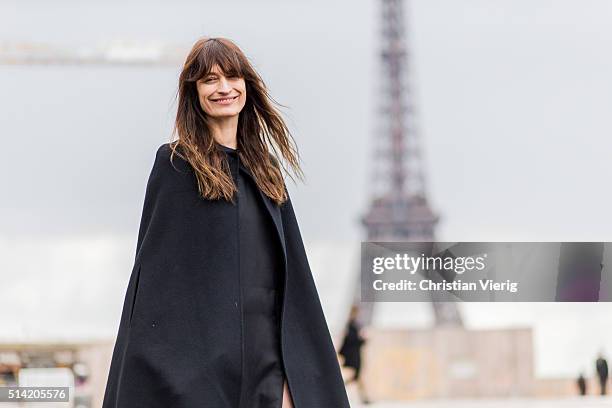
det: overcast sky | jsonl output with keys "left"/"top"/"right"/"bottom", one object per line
{"left": 2, "top": 0, "right": 612, "bottom": 378}
{"left": 2, "top": 0, "right": 612, "bottom": 242}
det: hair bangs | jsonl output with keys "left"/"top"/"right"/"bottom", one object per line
{"left": 187, "top": 39, "right": 246, "bottom": 82}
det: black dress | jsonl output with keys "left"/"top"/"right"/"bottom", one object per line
{"left": 218, "top": 142, "right": 286, "bottom": 408}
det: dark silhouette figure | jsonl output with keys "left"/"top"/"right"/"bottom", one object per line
{"left": 596, "top": 353, "right": 609, "bottom": 395}
{"left": 339, "top": 305, "right": 370, "bottom": 404}
{"left": 577, "top": 372, "right": 587, "bottom": 396}
{"left": 555, "top": 243, "right": 604, "bottom": 301}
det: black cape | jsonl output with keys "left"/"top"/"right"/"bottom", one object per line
{"left": 102, "top": 143, "right": 350, "bottom": 407}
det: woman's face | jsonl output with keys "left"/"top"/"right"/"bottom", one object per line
{"left": 196, "top": 65, "right": 246, "bottom": 119}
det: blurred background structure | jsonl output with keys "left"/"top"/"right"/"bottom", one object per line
{"left": 353, "top": 1, "right": 525, "bottom": 401}
{"left": 358, "top": 0, "right": 463, "bottom": 327}
{"left": 2, "top": 0, "right": 612, "bottom": 406}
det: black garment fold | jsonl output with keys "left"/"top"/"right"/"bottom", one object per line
{"left": 101, "top": 142, "right": 351, "bottom": 408}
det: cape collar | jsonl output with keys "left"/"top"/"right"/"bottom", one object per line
{"left": 215, "top": 142, "right": 287, "bottom": 259}
{"left": 215, "top": 142, "right": 238, "bottom": 155}
{"left": 215, "top": 142, "right": 249, "bottom": 175}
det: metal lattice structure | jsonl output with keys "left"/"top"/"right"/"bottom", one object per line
{"left": 357, "top": 0, "right": 463, "bottom": 327}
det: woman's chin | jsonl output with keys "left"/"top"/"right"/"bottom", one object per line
{"left": 210, "top": 109, "right": 242, "bottom": 119}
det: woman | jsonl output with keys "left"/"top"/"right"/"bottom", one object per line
{"left": 339, "top": 305, "right": 370, "bottom": 404}
{"left": 101, "top": 37, "right": 350, "bottom": 408}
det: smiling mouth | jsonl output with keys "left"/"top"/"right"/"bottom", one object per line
{"left": 211, "top": 95, "right": 239, "bottom": 103}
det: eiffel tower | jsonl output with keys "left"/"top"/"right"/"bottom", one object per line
{"left": 356, "top": 0, "right": 463, "bottom": 327}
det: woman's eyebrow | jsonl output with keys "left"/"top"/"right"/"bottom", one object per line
{"left": 203, "top": 71, "right": 238, "bottom": 80}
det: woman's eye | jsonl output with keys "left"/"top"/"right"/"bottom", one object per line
{"left": 202, "top": 75, "right": 238, "bottom": 83}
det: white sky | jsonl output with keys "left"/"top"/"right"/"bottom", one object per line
{"left": 2, "top": 0, "right": 612, "bottom": 241}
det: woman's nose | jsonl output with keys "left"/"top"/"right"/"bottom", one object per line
{"left": 218, "top": 78, "right": 232, "bottom": 92}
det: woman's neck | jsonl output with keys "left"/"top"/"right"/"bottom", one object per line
{"left": 209, "top": 116, "right": 239, "bottom": 149}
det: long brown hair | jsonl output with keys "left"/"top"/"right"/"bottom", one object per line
{"left": 170, "top": 37, "right": 304, "bottom": 205}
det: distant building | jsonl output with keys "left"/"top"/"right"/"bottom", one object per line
{"left": 0, "top": 341, "right": 113, "bottom": 408}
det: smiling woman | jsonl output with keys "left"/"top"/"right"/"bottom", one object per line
{"left": 101, "top": 37, "right": 351, "bottom": 408}
{"left": 197, "top": 68, "right": 246, "bottom": 114}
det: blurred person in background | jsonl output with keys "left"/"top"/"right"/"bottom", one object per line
{"left": 596, "top": 351, "right": 609, "bottom": 396}
{"left": 556, "top": 243, "right": 604, "bottom": 301}
{"left": 340, "top": 304, "right": 370, "bottom": 404}
{"left": 577, "top": 372, "right": 587, "bottom": 396}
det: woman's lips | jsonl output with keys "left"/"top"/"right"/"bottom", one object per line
{"left": 211, "top": 95, "right": 238, "bottom": 105}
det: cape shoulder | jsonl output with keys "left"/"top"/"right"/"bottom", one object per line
{"left": 148, "top": 142, "right": 292, "bottom": 209}
{"left": 133, "top": 143, "right": 196, "bottom": 259}
{"left": 146, "top": 143, "right": 196, "bottom": 195}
